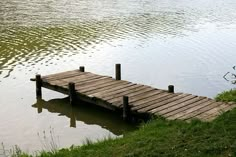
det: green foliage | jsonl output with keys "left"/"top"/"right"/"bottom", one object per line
{"left": 215, "top": 89, "right": 236, "bottom": 102}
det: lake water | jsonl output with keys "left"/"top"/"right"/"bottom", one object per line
{"left": 0, "top": 0, "right": 236, "bottom": 153}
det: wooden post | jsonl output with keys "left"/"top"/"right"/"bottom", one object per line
{"left": 123, "top": 96, "right": 130, "bottom": 121}
{"left": 168, "top": 85, "right": 174, "bottom": 93}
{"left": 115, "top": 64, "right": 121, "bottom": 80}
{"left": 36, "top": 74, "right": 42, "bottom": 98}
{"left": 36, "top": 98, "right": 43, "bottom": 113}
{"left": 69, "top": 82, "right": 76, "bottom": 105}
{"left": 70, "top": 107, "right": 76, "bottom": 128}
{"left": 80, "top": 66, "right": 85, "bottom": 72}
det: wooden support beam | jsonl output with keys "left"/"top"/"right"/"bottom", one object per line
{"left": 123, "top": 96, "right": 130, "bottom": 121}
{"left": 36, "top": 74, "right": 42, "bottom": 98}
{"left": 80, "top": 66, "right": 85, "bottom": 72}
{"left": 115, "top": 64, "right": 121, "bottom": 80}
{"left": 168, "top": 85, "right": 174, "bottom": 93}
{"left": 69, "top": 82, "right": 76, "bottom": 105}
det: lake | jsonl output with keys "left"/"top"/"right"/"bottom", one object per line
{"left": 0, "top": 0, "right": 236, "bottom": 153}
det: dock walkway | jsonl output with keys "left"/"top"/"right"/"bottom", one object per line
{"left": 32, "top": 65, "right": 236, "bottom": 122}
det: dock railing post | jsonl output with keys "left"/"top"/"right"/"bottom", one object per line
{"left": 69, "top": 82, "right": 76, "bottom": 105}
{"left": 168, "top": 85, "right": 174, "bottom": 93}
{"left": 123, "top": 96, "right": 130, "bottom": 121}
{"left": 115, "top": 64, "right": 121, "bottom": 80}
{"left": 80, "top": 66, "right": 85, "bottom": 72}
{"left": 36, "top": 74, "right": 42, "bottom": 98}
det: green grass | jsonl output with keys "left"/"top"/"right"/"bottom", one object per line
{"left": 19, "top": 90, "right": 236, "bottom": 157}
{"left": 215, "top": 89, "right": 236, "bottom": 103}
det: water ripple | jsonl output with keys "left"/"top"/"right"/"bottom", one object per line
{"left": 0, "top": 0, "right": 236, "bottom": 79}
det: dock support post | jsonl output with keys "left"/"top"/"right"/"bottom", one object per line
{"left": 36, "top": 74, "right": 42, "bottom": 98}
{"left": 123, "top": 96, "right": 130, "bottom": 121}
{"left": 69, "top": 82, "right": 76, "bottom": 105}
{"left": 36, "top": 98, "right": 43, "bottom": 113}
{"left": 80, "top": 66, "right": 85, "bottom": 72}
{"left": 115, "top": 64, "right": 121, "bottom": 80}
{"left": 168, "top": 85, "right": 174, "bottom": 93}
{"left": 70, "top": 107, "right": 76, "bottom": 128}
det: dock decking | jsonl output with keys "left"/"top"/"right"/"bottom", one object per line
{"left": 32, "top": 66, "right": 236, "bottom": 122}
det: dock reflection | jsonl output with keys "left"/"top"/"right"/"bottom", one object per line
{"left": 32, "top": 98, "right": 137, "bottom": 135}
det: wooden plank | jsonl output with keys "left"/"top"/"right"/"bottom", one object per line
{"left": 71, "top": 75, "right": 108, "bottom": 85}
{"left": 75, "top": 78, "right": 114, "bottom": 90}
{"left": 101, "top": 85, "right": 147, "bottom": 100}
{"left": 89, "top": 83, "right": 139, "bottom": 98}
{"left": 196, "top": 103, "right": 229, "bottom": 120}
{"left": 114, "top": 89, "right": 163, "bottom": 108}
{"left": 59, "top": 74, "right": 103, "bottom": 84}
{"left": 127, "top": 89, "right": 163, "bottom": 102}
{"left": 79, "top": 80, "right": 129, "bottom": 94}
{"left": 43, "top": 70, "right": 84, "bottom": 81}
{"left": 179, "top": 102, "right": 223, "bottom": 120}
{"left": 160, "top": 96, "right": 206, "bottom": 117}
{"left": 103, "top": 87, "right": 154, "bottom": 107}
{"left": 104, "top": 86, "right": 154, "bottom": 101}
{"left": 207, "top": 103, "right": 236, "bottom": 119}
{"left": 181, "top": 102, "right": 224, "bottom": 120}
{"left": 58, "top": 74, "right": 105, "bottom": 87}
{"left": 47, "top": 79, "right": 67, "bottom": 87}
{"left": 125, "top": 86, "right": 155, "bottom": 97}
{"left": 110, "top": 89, "right": 163, "bottom": 106}
{"left": 77, "top": 80, "right": 116, "bottom": 92}
{"left": 60, "top": 72, "right": 99, "bottom": 83}
{"left": 127, "top": 91, "right": 166, "bottom": 107}
{"left": 131, "top": 92, "right": 177, "bottom": 111}
{"left": 110, "top": 89, "right": 163, "bottom": 107}
{"left": 87, "top": 83, "right": 134, "bottom": 96}
{"left": 206, "top": 103, "right": 236, "bottom": 121}
{"left": 151, "top": 95, "right": 197, "bottom": 114}
{"left": 45, "top": 72, "right": 87, "bottom": 82}
{"left": 49, "top": 73, "right": 95, "bottom": 86}
{"left": 73, "top": 76, "right": 111, "bottom": 86}
{"left": 137, "top": 94, "right": 190, "bottom": 113}
{"left": 85, "top": 82, "right": 132, "bottom": 95}
{"left": 196, "top": 102, "right": 236, "bottom": 120}
{"left": 43, "top": 70, "right": 80, "bottom": 79}
{"left": 168, "top": 100, "right": 214, "bottom": 120}
{"left": 165, "top": 98, "right": 210, "bottom": 119}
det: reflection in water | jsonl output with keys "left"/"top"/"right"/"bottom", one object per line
{"left": 0, "top": 13, "right": 196, "bottom": 79}
{"left": 32, "top": 98, "right": 136, "bottom": 135}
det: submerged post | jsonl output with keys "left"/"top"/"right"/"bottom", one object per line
{"left": 36, "top": 74, "right": 42, "bottom": 98}
{"left": 69, "top": 82, "right": 76, "bottom": 105}
{"left": 80, "top": 66, "right": 85, "bottom": 72}
{"left": 123, "top": 96, "right": 130, "bottom": 121}
{"left": 36, "top": 98, "right": 43, "bottom": 113}
{"left": 168, "top": 85, "right": 174, "bottom": 93}
{"left": 115, "top": 64, "right": 121, "bottom": 80}
{"left": 70, "top": 107, "right": 76, "bottom": 128}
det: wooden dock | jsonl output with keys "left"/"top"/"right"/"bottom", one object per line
{"left": 31, "top": 65, "right": 236, "bottom": 122}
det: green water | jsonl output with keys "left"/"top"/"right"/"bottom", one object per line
{"left": 1, "top": 0, "right": 236, "bottom": 152}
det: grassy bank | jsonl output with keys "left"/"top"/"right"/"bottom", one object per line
{"left": 215, "top": 89, "right": 236, "bottom": 102}
{"left": 19, "top": 90, "right": 236, "bottom": 157}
